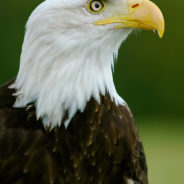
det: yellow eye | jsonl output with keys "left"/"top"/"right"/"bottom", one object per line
{"left": 88, "top": 0, "right": 105, "bottom": 14}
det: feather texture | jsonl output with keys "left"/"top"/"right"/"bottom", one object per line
{"left": 12, "top": 0, "right": 132, "bottom": 129}
{"left": 0, "top": 80, "right": 148, "bottom": 184}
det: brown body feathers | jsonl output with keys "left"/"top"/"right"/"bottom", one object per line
{"left": 0, "top": 80, "right": 148, "bottom": 184}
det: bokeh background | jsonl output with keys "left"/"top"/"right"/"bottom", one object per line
{"left": 0, "top": 0, "right": 183, "bottom": 183}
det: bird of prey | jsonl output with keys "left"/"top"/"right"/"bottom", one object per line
{"left": 0, "top": 0, "right": 164, "bottom": 183}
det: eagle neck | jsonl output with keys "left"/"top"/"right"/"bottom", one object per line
{"left": 13, "top": 25, "right": 127, "bottom": 129}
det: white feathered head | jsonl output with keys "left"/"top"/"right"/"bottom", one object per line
{"left": 13, "top": 0, "right": 164, "bottom": 129}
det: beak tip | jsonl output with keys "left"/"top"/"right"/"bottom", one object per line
{"left": 158, "top": 30, "right": 164, "bottom": 38}
{"left": 157, "top": 21, "right": 165, "bottom": 38}
{"left": 156, "top": 7, "right": 165, "bottom": 38}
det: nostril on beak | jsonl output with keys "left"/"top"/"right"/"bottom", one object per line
{"left": 131, "top": 3, "right": 140, "bottom": 8}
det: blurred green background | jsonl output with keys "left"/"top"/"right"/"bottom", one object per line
{"left": 0, "top": 0, "right": 183, "bottom": 183}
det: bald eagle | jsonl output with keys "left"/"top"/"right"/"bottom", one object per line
{"left": 0, "top": 0, "right": 164, "bottom": 183}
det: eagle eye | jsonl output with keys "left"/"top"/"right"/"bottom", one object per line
{"left": 88, "top": 0, "right": 105, "bottom": 14}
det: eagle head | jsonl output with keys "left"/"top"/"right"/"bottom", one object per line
{"left": 13, "top": 0, "right": 164, "bottom": 129}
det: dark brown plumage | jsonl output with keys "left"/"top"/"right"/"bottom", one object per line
{"left": 0, "top": 79, "right": 148, "bottom": 184}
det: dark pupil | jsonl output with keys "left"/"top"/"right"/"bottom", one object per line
{"left": 95, "top": 3, "right": 100, "bottom": 9}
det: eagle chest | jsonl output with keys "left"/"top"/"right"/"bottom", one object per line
{"left": 0, "top": 83, "right": 139, "bottom": 184}
{"left": 52, "top": 95, "right": 136, "bottom": 184}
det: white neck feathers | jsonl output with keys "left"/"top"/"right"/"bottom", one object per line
{"left": 12, "top": 1, "right": 130, "bottom": 129}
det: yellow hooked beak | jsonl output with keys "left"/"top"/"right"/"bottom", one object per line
{"left": 94, "top": 0, "right": 165, "bottom": 38}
